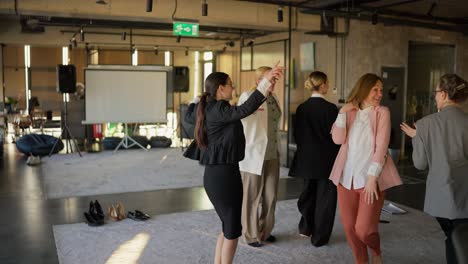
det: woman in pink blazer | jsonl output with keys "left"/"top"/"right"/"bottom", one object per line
{"left": 329, "top": 73, "right": 402, "bottom": 264}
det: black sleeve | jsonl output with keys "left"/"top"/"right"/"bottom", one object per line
{"left": 213, "top": 90, "right": 266, "bottom": 123}
{"left": 293, "top": 105, "right": 303, "bottom": 145}
{"left": 325, "top": 103, "right": 340, "bottom": 147}
{"left": 185, "top": 103, "right": 197, "bottom": 125}
{"left": 326, "top": 103, "right": 339, "bottom": 133}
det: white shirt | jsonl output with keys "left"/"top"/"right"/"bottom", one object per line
{"left": 310, "top": 93, "right": 325, "bottom": 98}
{"left": 335, "top": 106, "right": 383, "bottom": 190}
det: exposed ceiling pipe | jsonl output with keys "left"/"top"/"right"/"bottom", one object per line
{"left": 300, "top": 8, "right": 464, "bottom": 34}
{"left": 60, "top": 30, "right": 237, "bottom": 41}
{"left": 373, "top": 0, "right": 425, "bottom": 9}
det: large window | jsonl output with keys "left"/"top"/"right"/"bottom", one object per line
{"left": 202, "top": 52, "right": 214, "bottom": 85}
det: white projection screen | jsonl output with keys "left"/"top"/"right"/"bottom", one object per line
{"left": 84, "top": 66, "right": 168, "bottom": 124}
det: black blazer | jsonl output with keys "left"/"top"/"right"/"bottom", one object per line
{"left": 183, "top": 90, "right": 266, "bottom": 165}
{"left": 289, "top": 97, "right": 340, "bottom": 179}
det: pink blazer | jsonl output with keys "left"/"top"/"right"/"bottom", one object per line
{"left": 329, "top": 106, "right": 402, "bottom": 191}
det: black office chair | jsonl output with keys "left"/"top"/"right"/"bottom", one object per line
{"left": 453, "top": 223, "right": 468, "bottom": 264}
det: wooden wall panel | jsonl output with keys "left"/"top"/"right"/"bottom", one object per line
{"left": 99, "top": 50, "right": 131, "bottom": 65}
{"left": 138, "top": 51, "right": 165, "bottom": 65}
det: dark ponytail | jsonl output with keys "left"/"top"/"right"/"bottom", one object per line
{"left": 194, "top": 92, "right": 210, "bottom": 148}
{"left": 194, "top": 72, "right": 229, "bottom": 149}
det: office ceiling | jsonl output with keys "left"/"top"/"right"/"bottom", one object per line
{"left": 238, "top": 0, "right": 468, "bottom": 25}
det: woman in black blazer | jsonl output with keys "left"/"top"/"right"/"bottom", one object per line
{"left": 184, "top": 68, "right": 283, "bottom": 264}
{"left": 289, "top": 71, "right": 340, "bottom": 247}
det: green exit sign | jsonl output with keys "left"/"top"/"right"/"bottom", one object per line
{"left": 173, "top": 22, "right": 199, "bottom": 37}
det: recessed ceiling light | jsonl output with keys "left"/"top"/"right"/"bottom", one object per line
{"left": 96, "top": 0, "right": 107, "bottom": 5}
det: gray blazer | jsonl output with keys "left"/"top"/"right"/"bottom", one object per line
{"left": 412, "top": 105, "right": 468, "bottom": 219}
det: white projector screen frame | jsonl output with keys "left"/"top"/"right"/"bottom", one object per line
{"left": 83, "top": 65, "right": 170, "bottom": 124}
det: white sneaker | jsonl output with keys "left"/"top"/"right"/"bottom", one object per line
{"left": 26, "top": 155, "right": 41, "bottom": 166}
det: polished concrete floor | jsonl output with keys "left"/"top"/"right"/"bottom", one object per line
{"left": 0, "top": 143, "right": 427, "bottom": 264}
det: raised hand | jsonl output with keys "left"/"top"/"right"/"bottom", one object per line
{"left": 265, "top": 61, "right": 284, "bottom": 83}
{"left": 400, "top": 122, "right": 416, "bottom": 138}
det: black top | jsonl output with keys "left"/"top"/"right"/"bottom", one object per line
{"left": 183, "top": 90, "right": 266, "bottom": 165}
{"left": 289, "top": 97, "right": 340, "bottom": 179}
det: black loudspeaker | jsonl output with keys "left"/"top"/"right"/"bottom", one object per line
{"left": 56, "top": 64, "right": 77, "bottom": 93}
{"left": 174, "top": 66, "right": 190, "bottom": 92}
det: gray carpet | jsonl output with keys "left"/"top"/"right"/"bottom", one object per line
{"left": 53, "top": 199, "right": 444, "bottom": 264}
{"left": 41, "top": 148, "right": 290, "bottom": 199}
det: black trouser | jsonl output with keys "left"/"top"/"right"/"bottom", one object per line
{"left": 297, "top": 178, "right": 337, "bottom": 247}
{"left": 436, "top": 217, "right": 468, "bottom": 264}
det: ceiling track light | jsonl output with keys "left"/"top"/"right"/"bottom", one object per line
{"left": 322, "top": 11, "right": 328, "bottom": 27}
{"left": 154, "top": 46, "right": 159, "bottom": 55}
{"left": 72, "top": 38, "right": 77, "bottom": 48}
{"left": 176, "top": 35, "right": 181, "bottom": 43}
{"left": 185, "top": 47, "right": 189, "bottom": 56}
{"left": 121, "top": 32, "right": 127, "bottom": 41}
{"left": 277, "top": 6, "right": 283, "bottom": 23}
{"left": 80, "top": 27, "right": 85, "bottom": 41}
{"left": 202, "top": 0, "right": 208, "bottom": 16}
{"left": 146, "top": 0, "right": 153, "bottom": 12}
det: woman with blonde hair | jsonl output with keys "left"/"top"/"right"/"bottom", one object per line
{"left": 329, "top": 73, "right": 402, "bottom": 264}
{"left": 238, "top": 66, "right": 282, "bottom": 247}
{"left": 289, "top": 71, "right": 340, "bottom": 247}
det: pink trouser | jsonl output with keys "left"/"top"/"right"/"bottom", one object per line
{"left": 337, "top": 184, "right": 385, "bottom": 264}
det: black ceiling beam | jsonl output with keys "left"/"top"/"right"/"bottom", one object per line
{"left": 236, "top": 0, "right": 305, "bottom": 7}
{"left": 356, "top": 6, "right": 468, "bottom": 25}
{"left": 60, "top": 30, "right": 235, "bottom": 41}
{"left": 33, "top": 16, "right": 276, "bottom": 37}
{"left": 315, "top": 0, "right": 382, "bottom": 10}
{"left": 300, "top": 8, "right": 465, "bottom": 34}
{"left": 373, "top": 0, "right": 425, "bottom": 9}
{"left": 300, "top": 5, "right": 468, "bottom": 25}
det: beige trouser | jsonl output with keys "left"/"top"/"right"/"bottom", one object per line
{"left": 241, "top": 159, "right": 280, "bottom": 244}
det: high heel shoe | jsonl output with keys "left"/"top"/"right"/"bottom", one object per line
{"left": 108, "top": 205, "right": 119, "bottom": 221}
{"left": 84, "top": 212, "right": 101, "bottom": 227}
{"left": 94, "top": 200, "right": 105, "bottom": 220}
{"left": 116, "top": 202, "right": 126, "bottom": 220}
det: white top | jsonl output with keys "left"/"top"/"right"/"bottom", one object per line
{"left": 257, "top": 78, "right": 272, "bottom": 97}
{"left": 311, "top": 93, "right": 325, "bottom": 98}
{"left": 336, "top": 106, "right": 383, "bottom": 190}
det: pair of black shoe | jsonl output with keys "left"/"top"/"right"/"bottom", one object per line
{"left": 84, "top": 200, "right": 105, "bottom": 227}
{"left": 127, "top": 210, "right": 151, "bottom": 221}
{"left": 248, "top": 235, "right": 277, "bottom": 247}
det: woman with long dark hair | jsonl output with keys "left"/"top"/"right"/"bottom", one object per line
{"left": 184, "top": 66, "right": 283, "bottom": 264}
